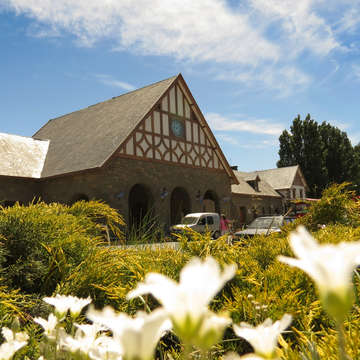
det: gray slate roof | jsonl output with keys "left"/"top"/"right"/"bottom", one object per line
{"left": 251, "top": 166, "right": 301, "bottom": 190}
{"left": 34, "top": 75, "right": 177, "bottom": 177}
{"left": 231, "top": 171, "right": 281, "bottom": 197}
{"left": 0, "top": 133, "right": 49, "bottom": 178}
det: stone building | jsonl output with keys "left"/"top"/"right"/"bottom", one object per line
{"left": 0, "top": 74, "right": 308, "bottom": 233}
{"left": 0, "top": 74, "right": 239, "bottom": 231}
{"left": 230, "top": 170, "right": 283, "bottom": 227}
{"left": 230, "top": 165, "right": 308, "bottom": 224}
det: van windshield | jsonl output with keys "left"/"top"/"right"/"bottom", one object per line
{"left": 248, "top": 217, "right": 283, "bottom": 229}
{"left": 182, "top": 216, "right": 198, "bottom": 225}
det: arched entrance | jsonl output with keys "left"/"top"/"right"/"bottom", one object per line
{"left": 203, "top": 190, "right": 220, "bottom": 213}
{"left": 128, "top": 184, "right": 153, "bottom": 229}
{"left": 170, "top": 187, "right": 191, "bottom": 225}
{"left": 71, "top": 193, "right": 89, "bottom": 204}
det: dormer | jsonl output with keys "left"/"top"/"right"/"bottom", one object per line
{"left": 246, "top": 175, "right": 261, "bottom": 192}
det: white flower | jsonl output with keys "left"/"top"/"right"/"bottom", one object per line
{"left": 223, "top": 353, "right": 265, "bottom": 360}
{"left": 88, "top": 336, "right": 123, "bottom": 360}
{"left": 196, "top": 312, "right": 231, "bottom": 350}
{"left": 34, "top": 313, "right": 58, "bottom": 340}
{"left": 59, "top": 323, "right": 111, "bottom": 357}
{"left": 127, "top": 256, "right": 236, "bottom": 340}
{"left": 0, "top": 327, "right": 28, "bottom": 360}
{"left": 0, "top": 342, "right": 26, "bottom": 360}
{"left": 278, "top": 226, "right": 360, "bottom": 320}
{"left": 1, "top": 327, "right": 28, "bottom": 343}
{"left": 43, "top": 294, "right": 91, "bottom": 317}
{"left": 87, "top": 306, "right": 170, "bottom": 360}
{"left": 233, "top": 314, "right": 292, "bottom": 358}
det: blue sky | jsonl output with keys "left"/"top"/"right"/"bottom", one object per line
{"left": 1, "top": 0, "right": 360, "bottom": 171}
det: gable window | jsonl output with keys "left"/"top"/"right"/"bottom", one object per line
{"left": 247, "top": 180, "right": 259, "bottom": 192}
{"left": 170, "top": 117, "right": 185, "bottom": 139}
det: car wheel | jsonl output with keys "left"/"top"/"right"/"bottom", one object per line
{"left": 213, "top": 231, "right": 220, "bottom": 239}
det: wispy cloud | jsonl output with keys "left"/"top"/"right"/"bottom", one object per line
{"left": 352, "top": 64, "right": 360, "bottom": 81}
{"left": 216, "top": 134, "right": 239, "bottom": 145}
{"left": 249, "top": 0, "right": 339, "bottom": 57}
{"left": 216, "top": 65, "right": 311, "bottom": 97}
{"left": 335, "top": 6, "right": 360, "bottom": 34}
{"left": 1, "top": 0, "right": 357, "bottom": 95}
{"left": 206, "top": 113, "right": 283, "bottom": 136}
{"left": 349, "top": 132, "right": 360, "bottom": 146}
{"left": 95, "top": 74, "right": 135, "bottom": 91}
{"left": 237, "top": 140, "right": 278, "bottom": 149}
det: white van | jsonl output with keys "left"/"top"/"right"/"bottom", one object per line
{"left": 170, "top": 212, "right": 221, "bottom": 239}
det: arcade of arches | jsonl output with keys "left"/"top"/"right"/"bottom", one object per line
{"left": 126, "top": 181, "right": 222, "bottom": 231}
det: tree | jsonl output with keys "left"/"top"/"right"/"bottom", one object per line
{"left": 277, "top": 114, "right": 358, "bottom": 197}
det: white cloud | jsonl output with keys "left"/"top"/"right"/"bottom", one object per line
{"left": 352, "top": 64, "right": 360, "bottom": 81}
{"left": 249, "top": 0, "right": 339, "bottom": 56}
{"left": 223, "top": 65, "right": 311, "bottom": 97}
{"left": 335, "top": 6, "right": 360, "bottom": 34}
{"left": 216, "top": 134, "right": 239, "bottom": 145}
{"left": 238, "top": 140, "right": 278, "bottom": 149}
{"left": 206, "top": 112, "right": 283, "bottom": 136}
{"left": 95, "top": 74, "right": 135, "bottom": 91}
{"left": 1, "top": 0, "right": 356, "bottom": 95}
{"left": 2, "top": 0, "right": 279, "bottom": 64}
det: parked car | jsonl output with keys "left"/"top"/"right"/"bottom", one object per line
{"left": 234, "top": 215, "right": 295, "bottom": 239}
{"left": 170, "top": 212, "right": 221, "bottom": 239}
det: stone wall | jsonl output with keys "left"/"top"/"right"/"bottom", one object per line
{"left": 230, "top": 194, "right": 283, "bottom": 230}
{"left": 39, "top": 156, "right": 232, "bottom": 231}
{"left": 0, "top": 176, "right": 40, "bottom": 205}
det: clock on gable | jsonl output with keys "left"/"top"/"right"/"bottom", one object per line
{"left": 170, "top": 118, "right": 185, "bottom": 138}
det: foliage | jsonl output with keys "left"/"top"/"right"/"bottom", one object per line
{"left": 0, "top": 200, "right": 124, "bottom": 295}
{"left": 298, "top": 183, "right": 360, "bottom": 230}
{"left": 2, "top": 198, "right": 360, "bottom": 358}
{"left": 277, "top": 114, "right": 359, "bottom": 197}
{"left": 126, "top": 210, "right": 166, "bottom": 245}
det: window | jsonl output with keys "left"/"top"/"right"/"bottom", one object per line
{"left": 247, "top": 180, "right": 259, "bottom": 192}
{"left": 300, "top": 189, "right": 304, "bottom": 198}
{"left": 170, "top": 117, "right": 185, "bottom": 139}
{"left": 292, "top": 189, "right": 296, "bottom": 198}
{"left": 207, "top": 216, "right": 214, "bottom": 225}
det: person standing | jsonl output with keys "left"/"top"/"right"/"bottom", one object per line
{"left": 220, "top": 214, "right": 231, "bottom": 236}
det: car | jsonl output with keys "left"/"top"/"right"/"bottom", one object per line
{"left": 234, "top": 216, "right": 295, "bottom": 239}
{"left": 170, "top": 212, "right": 221, "bottom": 239}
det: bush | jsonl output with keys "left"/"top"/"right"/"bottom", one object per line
{"left": 0, "top": 200, "right": 124, "bottom": 295}
{"left": 299, "top": 182, "right": 360, "bottom": 230}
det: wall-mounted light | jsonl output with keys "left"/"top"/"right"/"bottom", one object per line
{"left": 195, "top": 190, "right": 201, "bottom": 202}
{"left": 160, "top": 187, "right": 168, "bottom": 200}
{"left": 116, "top": 191, "right": 125, "bottom": 200}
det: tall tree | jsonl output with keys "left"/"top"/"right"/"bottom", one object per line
{"left": 277, "top": 114, "right": 357, "bottom": 197}
{"left": 319, "top": 122, "right": 356, "bottom": 184}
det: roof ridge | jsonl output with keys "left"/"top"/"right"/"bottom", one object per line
{"left": 0, "top": 132, "right": 48, "bottom": 143}
{"left": 33, "top": 74, "right": 179, "bottom": 138}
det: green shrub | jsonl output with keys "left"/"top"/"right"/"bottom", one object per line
{"left": 300, "top": 182, "right": 360, "bottom": 230}
{"left": 0, "top": 200, "right": 124, "bottom": 295}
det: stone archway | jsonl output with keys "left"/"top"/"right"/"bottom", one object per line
{"left": 128, "top": 184, "right": 153, "bottom": 229}
{"left": 170, "top": 187, "right": 191, "bottom": 225}
{"left": 71, "top": 193, "right": 89, "bottom": 204}
{"left": 203, "top": 190, "right": 220, "bottom": 214}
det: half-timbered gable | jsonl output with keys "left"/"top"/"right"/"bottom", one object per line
{"left": 117, "top": 77, "right": 232, "bottom": 176}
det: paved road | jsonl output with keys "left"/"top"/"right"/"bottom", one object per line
{"left": 110, "top": 242, "right": 181, "bottom": 250}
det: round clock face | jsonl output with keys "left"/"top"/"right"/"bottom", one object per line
{"left": 170, "top": 118, "right": 185, "bottom": 138}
